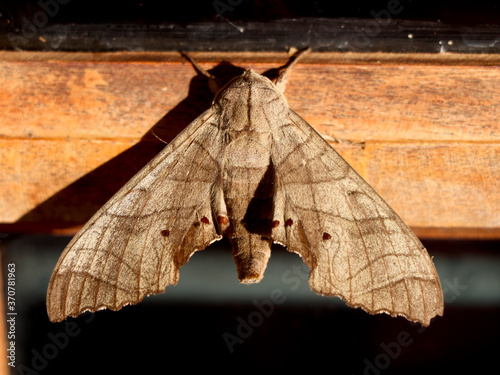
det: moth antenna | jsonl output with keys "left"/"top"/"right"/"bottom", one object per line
{"left": 150, "top": 129, "right": 169, "bottom": 145}
{"left": 275, "top": 47, "right": 311, "bottom": 93}
{"left": 224, "top": 19, "right": 244, "bottom": 33}
{"left": 180, "top": 51, "right": 223, "bottom": 94}
{"left": 321, "top": 133, "right": 366, "bottom": 149}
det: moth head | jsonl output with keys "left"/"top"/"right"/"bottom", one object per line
{"left": 213, "top": 69, "right": 281, "bottom": 106}
{"left": 215, "top": 69, "right": 275, "bottom": 91}
{"left": 242, "top": 69, "right": 278, "bottom": 88}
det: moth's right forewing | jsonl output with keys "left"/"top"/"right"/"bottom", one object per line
{"left": 271, "top": 109, "right": 443, "bottom": 326}
{"left": 47, "top": 108, "right": 223, "bottom": 322}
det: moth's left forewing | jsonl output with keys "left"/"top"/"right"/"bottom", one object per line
{"left": 47, "top": 109, "right": 223, "bottom": 322}
{"left": 271, "top": 109, "right": 444, "bottom": 326}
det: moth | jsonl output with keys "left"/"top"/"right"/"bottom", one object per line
{"left": 47, "top": 48, "right": 443, "bottom": 326}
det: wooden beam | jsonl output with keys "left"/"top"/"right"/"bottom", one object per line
{"left": 0, "top": 51, "right": 499, "bottom": 238}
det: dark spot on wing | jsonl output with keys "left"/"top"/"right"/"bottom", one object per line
{"left": 217, "top": 215, "right": 229, "bottom": 225}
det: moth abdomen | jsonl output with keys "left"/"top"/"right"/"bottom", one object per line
{"left": 230, "top": 234, "right": 272, "bottom": 284}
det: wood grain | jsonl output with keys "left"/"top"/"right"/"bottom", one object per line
{"left": 0, "top": 51, "right": 498, "bottom": 238}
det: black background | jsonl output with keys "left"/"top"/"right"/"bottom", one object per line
{"left": 0, "top": 0, "right": 499, "bottom": 52}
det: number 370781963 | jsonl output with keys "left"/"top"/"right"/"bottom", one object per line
{"left": 7, "top": 263, "right": 15, "bottom": 312}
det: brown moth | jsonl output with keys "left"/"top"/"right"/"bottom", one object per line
{"left": 47, "top": 48, "right": 443, "bottom": 325}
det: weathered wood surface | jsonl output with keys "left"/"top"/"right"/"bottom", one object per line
{"left": 0, "top": 51, "right": 499, "bottom": 238}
